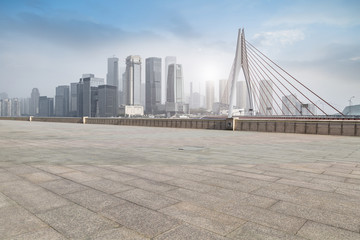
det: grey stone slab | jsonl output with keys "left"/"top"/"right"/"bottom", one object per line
{"left": 311, "top": 178, "right": 360, "bottom": 191}
{"left": 82, "top": 178, "right": 133, "bottom": 194}
{"left": 0, "top": 171, "right": 21, "bottom": 182}
{"left": 160, "top": 202, "right": 245, "bottom": 235}
{"left": 9, "top": 227, "right": 66, "bottom": 240}
{"left": 89, "top": 227, "right": 149, "bottom": 240}
{"left": 39, "top": 179, "right": 89, "bottom": 195}
{"left": 101, "top": 202, "right": 180, "bottom": 238}
{"left": 0, "top": 206, "right": 47, "bottom": 239}
{"left": 271, "top": 201, "right": 360, "bottom": 232}
{"left": 227, "top": 222, "right": 307, "bottom": 240}
{"left": 202, "top": 177, "right": 261, "bottom": 193}
{"left": 346, "top": 178, "right": 360, "bottom": 184}
{"left": 154, "top": 224, "right": 229, "bottom": 240}
{"left": 64, "top": 189, "right": 126, "bottom": 212}
{"left": 220, "top": 204, "right": 306, "bottom": 234}
{"left": 37, "top": 204, "right": 117, "bottom": 239}
{"left": 21, "top": 171, "right": 60, "bottom": 183}
{"left": 276, "top": 178, "right": 335, "bottom": 192}
{"left": 125, "top": 178, "right": 177, "bottom": 193}
{"left": 0, "top": 192, "right": 15, "bottom": 208}
{"left": 0, "top": 180, "right": 43, "bottom": 194}
{"left": 231, "top": 171, "right": 279, "bottom": 182}
{"left": 323, "top": 170, "right": 360, "bottom": 180}
{"left": 116, "top": 188, "right": 178, "bottom": 210}
{"left": 166, "top": 178, "right": 219, "bottom": 193}
{"left": 60, "top": 170, "right": 101, "bottom": 182}
{"left": 33, "top": 164, "right": 75, "bottom": 174}
{"left": 335, "top": 188, "right": 360, "bottom": 198}
{"left": 297, "top": 221, "right": 360, "bottom": 240}
{"left": 5, "top": 165, "right": 40, "bottom": 175}
{"left": 6, "top": 189, "right": 71, "bottom": 213}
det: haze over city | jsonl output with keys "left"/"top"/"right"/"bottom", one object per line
{"left": 0, "top": 0, "right": 359, "bottom": 110}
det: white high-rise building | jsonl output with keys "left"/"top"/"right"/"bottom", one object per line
{"left": 205, "top": 81, "right": 214, "bottom": 111}
{"left": 164, "top": 56, "right": 176, "bottom": 104}
{"left": 219, "top": 79, "right": 230, "bottom": 105}
{"left": 125, "top": 55, "right": 142, "bottom": 105}
{"left": 107, "top": 57, "right": 119, "bottom": 88}
{"left": 166, "top": 64, "right": 184, "bottom": 103}
{"left": 259, "top": 80, "right": 273, "bottom": 115}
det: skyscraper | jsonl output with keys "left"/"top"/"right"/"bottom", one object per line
{"left": 55, "top": 85, "right": 69, "bottom": 117}
{"left": 259, "top": 80, "right": 273, "bottom": 115}
{"left": 98, "top": 85, "right": 118, "bottom": 117}
{"left": 69, "top": 83, "right": 78, "bottom": 117}
{"left": 236, "top": 81, "right": 249, "bottom": 111}
{"left": 106, "top": 57, "right": 119, "bottom": 88}
{"left": 30, "top": 88, "right": 40, "bottom": 116}
{"left": 125, "top": 55, "right": 142, "bottom": 105}
{"left": 164, "top": 56, "right": 176, "bottom": 104}
{"left": 282, "top": 94, "right": 301, "bottom": 115}
{"left": 11, "top": 98, "right": 21, "bottom": 116}
{"left": 219, "top": 79, "right": 230, "bottom": 105}
{"left": 38, "top": 96, "right": 53, "bottom": 117}
{"left": 205, "top": 81, "right": 214, "bottom": 111}
{"left": 78, "top": 74, "right": 104, "bottom": 117}
{"left": 145, "top": 57, "right": 162, "bottom": 114}
{"left": 166, "top": 64, "right": 184, "bottom": 103}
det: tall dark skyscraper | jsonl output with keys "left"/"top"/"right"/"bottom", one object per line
{"left": 38, "top": 96, "right": 53, "bottom": 117}
{"left": 98, "top": 85, "right": 118, "bottom": 117}
{"left": 55, "top": 85, "right": 69, "bottom": 117}
{"left": 107, "top": 57, "right": 119, "bottom": 88}
{"left": 78, "top": 74, "right": 104, "bottom": 117}
{"left": 30, "top": 88, "right": 40, "bottom": 116}
{"left": 145, "top": 57, "right": 162, "bottom": 114}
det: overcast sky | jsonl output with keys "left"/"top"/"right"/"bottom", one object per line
{"left": 0, "top": 0, "right": 359, "bottom": 110}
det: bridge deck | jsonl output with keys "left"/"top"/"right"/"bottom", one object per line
{"left": 1, "top": 120, "right": 360, "bottom": 239}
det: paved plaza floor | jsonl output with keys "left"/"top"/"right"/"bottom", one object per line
{"left": 1, "top": 120, "right": 360, "bottom": 239}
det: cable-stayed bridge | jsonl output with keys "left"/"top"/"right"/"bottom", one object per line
{"left": 224, "top": 29, "right": 344, "bottom": 118}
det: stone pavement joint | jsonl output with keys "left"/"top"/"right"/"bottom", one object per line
{"left": 1, "top": 120, "right": 360, "bottom": 239}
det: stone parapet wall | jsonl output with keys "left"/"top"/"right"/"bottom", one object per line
{"left": 234, "top": 119, "right": 360, "bottom": 136}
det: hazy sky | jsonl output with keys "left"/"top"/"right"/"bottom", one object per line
{"left": 0, "top": 0, "right": 359, "bottom": 110}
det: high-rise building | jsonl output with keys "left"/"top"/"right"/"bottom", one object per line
{"left": 11, "top": 98, "right": 21, "bottom": 116}
{"left": 20, "top": 98, "right": 30, "bottom": 116}
{"left": 125, "top": 55, "right": 142, "bottom": 105}
{"left": 30, "top": 88, "right": 40, "bottom": 116}
{"left": 236, "top": 81, "right": 249, "bottom": 111}
{"left": 205, "top": 81, "right": 214, "bottom": 111}
{"left": 219, "top": 79, "right": 229, "bottom": 105}
{"left": 106, "top": 57, "right": 119, "bottom": 88}
{"left": 69, "top": 83, "right": 78, "bottom": 117}
{"left": 259, "top": 80, "right": 273, "bottom": 115}
{"left": 38, "top": 96, "right": 53, "bottom": 117}
{"left": 0, "top": 99, "right": 11, "bottom": 116}
{"left": 78, "top": 74, "right": 104, "bottom": 117}
{"left": 166, "top": 64, "right": 184, "bottom": 103}
{"left": 164, "top": 56, "right": 176, "bottom": 104}
{"left": 145, "top": 57, "right": 162, "bottom": 114}
{"left": 282, "top": 94, "right": 301, "bottom": 115}
{"left": 55, "top": 85, "right": 69, "bottom": 117}
{"left": 98, "top": 85, "right": 118, "bottom": 117}
{"left": 0, "top": 92, "right": 8, "bottom": 100}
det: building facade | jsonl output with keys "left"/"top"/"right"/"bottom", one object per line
{"left": 236, "top": 81, "right": 249, "bottom": 112}
{"left": 30, "top": 88, "right": 40, "bottom": 116}
{"left": 145, "top": 57, "right": 162, "bottom": 114}
{"left": 205, "top": 81, "right": 214, "bottom": 111}
{"left": 38, "top": 96, "right": 54, "bottom": 117}
{"left": 125, "top": 56, "right": 142, "bottom": 106}
{"left": 55, "top": 85, "right": 69, "bottom": 117}
{"left": 98, "top": 85, "right": 118, "bottom": 117}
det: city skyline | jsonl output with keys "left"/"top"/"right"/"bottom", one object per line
{"left": 0, "top": 0, "right": 359, "bottom": 111}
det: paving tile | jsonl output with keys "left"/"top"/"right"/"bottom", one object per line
{"left": 89, "top": 227, "right": 149, "bottom": 240}
{"left": 0, "top": 180, "right": 43, "bottom": 194}
{"left": 335, "top": 188, "right": 360, "bottom": 198}
{"left": 125, "top": 178, "right": 177, "bottom": 193}
{"left": 21, "top": 172, "right": 60, "bottom": 183}
{"left": 276, "top": 178, "right": 335, "bottom": 192}
{"left": 116, "top": 188, "right": 178, "bottom": 210}
{"left": 219, "top": 204, "right": 306, "bottom": 234}
{"left": 345, "top": 178, "right": 360, "bottom": 184}
{"left": 227, "top": 222, "right": 307, "bottom": 240}
{"left": 297, "top": 221, "right": 360, "bottom": 240}
{"left": 64, "top": 189, "right": 126, "bottom": 212}
{"left": 231, "top": 171, "right": 279, "bottom": 182}
{"left": 6, "top": 189, "right": 71, "bottom": 213}
{"left": 33, "top": 165, "right": 75, "bottom": 174}
{"left": 39, "top": 179, "right": 89, "bottom": 195}
{"left": 271, "top": 201, "right": 360, "bottom": 232}
{"left": 311, "top": 178, "right": 360, "bottom": 191}
{"left": 154, "top": 224, "right": 229, "bottom": 240}
{"left": 166, "top": 178, "right": 219, "bottom": 193}
{"left": 0, "top": 206, "right": 47, "bottom": 238}
{"left": 0, "top": 171, "right": 21, "bottom": 182}
{"left": 323, "top": 171, "right": 360, "bottom": 180}
{"left": 82, "top": 178, "right": 133, "bottom": 194}
{"left": 0, "top": 192, "right": 15, "bottom": 208}
{"left": 101, "top": 202, "right": 180, "bottom": 238}
{"left": 5, "top": 165, "right": 40, "bottom": 175}
{"left": 60, "top": 171, "right": 101, "bottom": 182}
{"left": 37, "top": 204, "right": 117, "bottom": 239}
{"left": 202, "top": 177, "right": 261, "bottom": 193}
{"left": 160, "top": 202, "right": 245, "bottom": 235}
{"left": 9, "top": 227, "right": 66, "bottom": 240}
